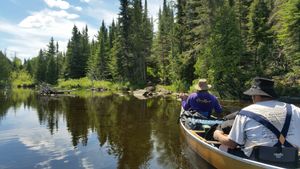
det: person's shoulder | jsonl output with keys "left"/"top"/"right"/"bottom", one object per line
{"left": 291, "top": 104, "right": 300, "bottom": 113}
{"left": 241, "top": 104, "right": 257, "bottom": 112}
{"left": 188, "top": 92, "right": 197, "bottom": 98}
{"left": 206, "top": 92, "right": 219, "bottom": 99}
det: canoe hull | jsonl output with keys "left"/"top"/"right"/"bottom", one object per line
{"left": 180, "top": 121, "right": 282, "bottom": 169}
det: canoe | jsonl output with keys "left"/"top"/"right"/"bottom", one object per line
{"left": 179, "top": 112, "right": 298, "bottom": 169}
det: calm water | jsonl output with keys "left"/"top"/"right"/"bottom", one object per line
{"left": 0, "top": 89, "right": 244, "bottom": 169}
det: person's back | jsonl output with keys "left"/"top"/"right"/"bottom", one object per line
{"left": 213, "top": 77, "right": 300, "bottom": 163}
{"left": 180, "top": 79, "right": 222, "bottom": 118}
{"left": 229, "top": 100, "right": 300, "bottom": 157}
{"left": 182, "top": 91, "right": 222, "bottom": 117}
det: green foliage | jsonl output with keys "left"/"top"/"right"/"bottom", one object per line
{"left": 247, "top": 0, "right": 274, "bottom": 76}
{"left": 66, "top": 25, "right": 88, "bottom": 79}
{"left": 57, "top": 77, "right": 129, "bottom": 91}
{"left": 206, "top": 3, "right": 246, "bottom": 98}
{"left": 10, "top": 0, "right": 300, "bottom": 98}
{"left": 10, "top": 70, "right": 34, "bottom": 87}
{"left": 0, "top": 51, "right": 12, "bottom": 86}
{"left": 46, "top": 56, "right": 58, "bottom": 84}
{"left": 274, "top": 0, "right": 300, "bottom": 68}
{"left": 35, "top": 49, "right": 47, "bottom": 82}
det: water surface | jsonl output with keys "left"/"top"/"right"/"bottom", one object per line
{"left": 0, "top": 89, "right": 245, "bottom": 169}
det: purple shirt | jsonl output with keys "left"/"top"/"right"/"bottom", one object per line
{"left": 181, "top": 91, "right": 222, "bottom": 117}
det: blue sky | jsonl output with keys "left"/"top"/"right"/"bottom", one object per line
{"left": 0, "top": 0, "right": 161, "bottom": 60}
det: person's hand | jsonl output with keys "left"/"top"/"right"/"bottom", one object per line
{"left": 179, "top": 93, "right": 188, "bottom": 101}
{"left": 213, "top": 129, "right": 224, "bottom": 141}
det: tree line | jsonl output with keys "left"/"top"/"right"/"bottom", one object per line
{"left": 0, "top": 0, "right": 299, "bottom": 98}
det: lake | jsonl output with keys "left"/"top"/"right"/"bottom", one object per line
{"left": 0, "top": 89, "right": 245, "bottom": 169}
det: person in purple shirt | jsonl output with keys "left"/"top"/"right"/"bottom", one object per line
{"left": 179, "top": 79, "right": 222, "bottom": 118}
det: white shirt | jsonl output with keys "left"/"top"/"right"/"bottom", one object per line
{"left": 228, "top": 100, "right": 300, "bottom": 157}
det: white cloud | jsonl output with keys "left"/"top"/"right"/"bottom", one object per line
{"left": 19, "top": 10, "right": 80, "bottom": 28}
{"left": 44, "top": 0, "right": 70, "bottom": 10}
{"left": 81, "top": 158, "right": 94, "bottom": 169}
{"left": 80, "top": 0, "right": 90, "bottom": 3}
{"left": 83, "top": 1, "right": 117, "bottom": 24}
{"left": 0, "top": 9, "right": 97, "bottom": 60}
{"left": 74, "top": 6, "right": 83, "bottom": 11}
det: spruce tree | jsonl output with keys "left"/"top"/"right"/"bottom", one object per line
{"left": 207, "top": 2, "right": 246, "bottom": 98}
{"left": 248, "top": 0, "right": 274, "bottom": 76}
{"left": 0, "top": 51, "right": 12, "bottom": 85}
{"left": 36, "top": 49, "right": 47, "bottom": 82}
{"left": 81, "top": 25, "right": 90, "bottom": 76}
{"left": 66, "top": 25, "right": 84, "bottom": 79}
{"left": 97, "top": 21, "right": 110, "bottom": 80}
{"left": 119, "top": 0, "right": 131, "bottom": 81}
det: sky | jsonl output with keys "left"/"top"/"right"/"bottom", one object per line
{"left": 0, "top": 0, "right": 162, "bottom": 60}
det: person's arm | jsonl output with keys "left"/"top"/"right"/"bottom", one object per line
{"left": 212, "top": 96, "right": 222, "bottom": 113}
{"left": 211, "top": 96, "right": 222, "bottom": 119}
{"left": 179, "top": 93, "right": 190, "bottom": 110}
{"left": 213, "top": 130, "right": 237, "bottom": 149}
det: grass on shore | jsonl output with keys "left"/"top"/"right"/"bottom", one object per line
{"left": 57, "top": 77, "right": 130, "bottom": 91}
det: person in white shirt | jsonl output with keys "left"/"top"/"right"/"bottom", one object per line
{"left": 213, "top": 77, "right": 300, "bottom": 158}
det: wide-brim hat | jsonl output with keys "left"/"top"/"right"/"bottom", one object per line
{"left": 243, "top": 77, "right": 277, "bottom": 98}
{"left": 194, "top": 79, "right": 211, "bottom": 91}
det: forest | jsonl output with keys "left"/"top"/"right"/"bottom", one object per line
{"left": 0, "top": 0, "right": 299, "bottom": 99}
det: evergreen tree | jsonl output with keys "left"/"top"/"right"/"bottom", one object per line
{"left": 180, "top": 0, "right": 214, "bottom": 85}
{"left": 142, "top": 0, "right": 153, "bottom": 83}
{"left": 206, "top": 2, "right": 246, "bottom": 98}
{"left": 96, "top": 21, "right": 110, "bottom": 80}
{"left": 275, "top": 0, "right": 300, "bottom": 73}
{"left": 87, "top": 39, "right": 98, "bottom": 80}
{"left": 66, "top": 25, "right": 84, "bottom": 79}
{"left": 108, "top": 20, "right": 116, "bottom": 50}
{"left": 0, "top": 51, "right": 12, "bottom": 85}
{"left": 81, "top": 25, "right": 90, "bottom": 76}
{"left": 45, "top": 37, "right": 58, "bottom": 84}
{"left": 46, "top": 55, "right": 58, "bottom": 84}
{"left": 110, "top": 25, "right": 124, "bottom": 81}
{"left": 131, "top": 0, "right": 146, "bottom": 84}
{"left": 36, "top": 50, "right": 47, "bottom": 82}
{"left": 154, "top": 1, "right": 174, "bottom": 84}
{"left": 119, "top": 0, "right": 131, "bottom": 81}
{"left": 248, "top": 0, "right": 274, "bottom": 76}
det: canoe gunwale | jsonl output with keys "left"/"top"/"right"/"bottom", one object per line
{"left": 180, "top": 118, "right": 285, "bottom": 169}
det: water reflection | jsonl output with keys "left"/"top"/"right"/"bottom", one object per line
{"left": 0, "top": 89, "right": 214, "bottom": 169}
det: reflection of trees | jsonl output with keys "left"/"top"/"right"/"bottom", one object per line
{"left": 85, "top": 94, "right": 153, "bottom": 169}
{"left": 35, "top": 96, "right": 63, "bottom": 135}
{"left": 0, "top": 92, "right": 10, "bottom": 122}
{"left": 63, "top": 97, "right": 90, "bottom": 147}
{"left": 1, "top": 89, "right": 223, "bottom": 168}
{"left": 0, "top": 89, "right": 36, "bottom": 123}
{"left": 148, "top": 97, "right": 189, "bottom": 168}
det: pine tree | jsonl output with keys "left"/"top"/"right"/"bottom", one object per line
{"left": 154, "top": 0, "right": 174, "bottom": 84}
{"left": 130, "top": 0, "right": 146, "bottom": 84}
{"left": 248, "top": 0, "right": 274, "bottom": 76}
{"left": 108, "top": 20, "right": 116, "bottom": 50}
{"left": 0, "top": 51, "right": 12, "bottom": 85}
{"left": 46, "top": 55, "right": 57, "bottom": 84}
{"left": 45, "top": 37, "right": 58, "bottom": 84}
{"left": 96, "top": 21, "right": 110, "bottom": 80}
{"left": 142, "top": 0, "right": 153, "bottom": 83}
{"left": 275, "top": 0, "right": 300, "bottom": 71}
{"left": 207, "top": 2, "right": 246, "bottom": 98}
{"left": 81, "top": 25, "right": 90, "bottom": 76}
{"left": 36, "top": 49, "right": 47, "bottom": 82}
{"left": 110, "top": 25, "right": 124, "bottom": 81}
{"left": 66, "top": 25, "right": 84, "bottom": 79}
{"left": 119, "top": 0, "right": 131, "bottom": 81}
